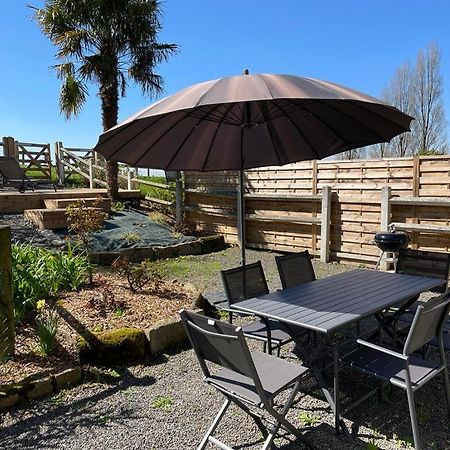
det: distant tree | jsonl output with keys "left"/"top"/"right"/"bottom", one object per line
{"left": 32, "top": 0, "right": 178, "bottom": 200}
{"left": 369, "top": 142, "right": 389, "bottom": 159}
{"left": 380, "top": 63, "right": 415, "bottom": 157}
{"left": 411, "top": 43, "right": 448, "bottom": 153}
{"left": 337, "top": 148, "right": 366, "bottom": 160}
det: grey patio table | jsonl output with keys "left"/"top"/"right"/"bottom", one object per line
{"left": 232, "top": 268, "right": 443, "bottom": 435}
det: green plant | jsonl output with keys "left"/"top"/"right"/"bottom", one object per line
{"left": 365, "top": 439, "right": 379, "bottom": 450}
{"left": 112, "top": 257, "right": 165, "bottom": 293}
{"left": 66, "top": 197, "right": 107, "bottom": 282}
{"left": 298, "top": 411, "right": 320, "bottom": 427}
{"left": 35, "top": 300, "right": 59, "bottom": 355}
{"left": 11, "top": 243, "right": 89, "bottom": 323}
{"left": 122, "top": 231, "right": 141, "bottom": 244}
{"left": 50, "top": 389, "right": 68, "bottom": 406}
{"left": 111, "top": 201, "right": 125, "bottom": 212}
{"left": 98, "top": 415, "right": 111, "bottom": 426}
{"left": 171, "top": 231, "right": 182, "bottom": 240}
{"left": 152, "top": 395, "right": 173, "bottom": 411}
{"left": 148, "top": 211, "right": 167, "bottom": 224}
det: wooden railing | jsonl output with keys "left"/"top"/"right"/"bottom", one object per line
{"left": 55, "top": 142, "right": 183, "bottom": 223}
{"left": 2, "top": 137, "right": 52, "bottom": 180}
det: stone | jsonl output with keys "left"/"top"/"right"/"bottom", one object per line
{"left": 78, "top": 328, "right": 148, "bottom": 366}
{"left": 144, "top": 308, "right": 203, "bottom": 355}
{"left": 27, "top": 377, "right": 54, "bottom": 400}
{"left": 54, "top": 367, "right": 82, "bottom": 389}
{"left": 0, "top": 393, "right": 20, "bottom": 409}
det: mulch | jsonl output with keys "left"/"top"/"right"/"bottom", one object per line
{"left": 0, "top": 272, "right": 197, "bottom": 385}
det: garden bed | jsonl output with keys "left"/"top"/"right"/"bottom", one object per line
{"left": 0, "top": 272, "right": 199, "bottom": 386}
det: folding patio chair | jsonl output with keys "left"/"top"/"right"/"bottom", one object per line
{"left": 341, "top": 292, "right": 450, "bottom": 450}
{"left": 388, "top": 249, "right": 450, "bottom": 346}
{"left": 275, "top": 250, "right": 316, "bottom": 289}
{"left": 221, "top": 261, "right": 305, "bottom": 356}
{"left": 0, "top": 156, "right": 56, "bottom": 193}
{"left": 180, "top": 309, "right": 312, "bottom": 450}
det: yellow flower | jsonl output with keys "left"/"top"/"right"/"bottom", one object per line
{"left": 36, "top": 300, "right": 46, "bottom": 310}
{"left": 55, "top": 299, "right": 64, "bottom": 307}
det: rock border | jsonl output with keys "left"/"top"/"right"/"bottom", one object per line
{"left": 0, "top": 367, "right": 82, "bottom": 410}
{"left": 90, "top": 235, "right": 226, "bottom": 265}
{"left": 0, "top": 284, "right": 214, "bottom": 410}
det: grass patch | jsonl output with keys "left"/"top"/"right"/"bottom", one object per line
{"left": 153, "top": 255, "right": 222, "bottom": 285}
{"left": 148, "top": 211, "right": 168, "bottom": 224}
{"left": 152, "top": 395, "right": 173, "bottom": 411}
{"left": 137, "top": 176, "right": 175, "bottom": 203}
{"left": 299, "top": 411, "right": 320, "bottom": 427}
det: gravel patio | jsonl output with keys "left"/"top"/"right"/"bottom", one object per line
{"left": 1, "top": 248, "right": 449, "bottom": 449}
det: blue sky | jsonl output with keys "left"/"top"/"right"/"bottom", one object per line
{"left": 1, "top": 0, "right": 449, "bottom": 150}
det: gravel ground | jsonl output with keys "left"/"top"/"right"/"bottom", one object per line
{"left": 1, "top": 247, "right": 449, "bottom": 449}
{"left": 0, "top": 214, "right": 65, "bottom": 248}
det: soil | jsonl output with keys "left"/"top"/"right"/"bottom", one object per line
{"left": 0, "top": 272, "right": 196, "bottom": 385}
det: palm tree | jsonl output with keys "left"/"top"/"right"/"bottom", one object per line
{"left": 33, "top": 0, "right": 178, "bottom": 200}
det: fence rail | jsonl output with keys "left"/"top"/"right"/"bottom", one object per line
{"left": 2, "top": 137, "right": 52, "bottom": 180}
{"left": 184, "top": 155, "right": 450, "bottom": 264}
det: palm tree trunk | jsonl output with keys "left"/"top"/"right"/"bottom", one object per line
{"left": 100, "top": 73, "right": 119, "bottom": 200}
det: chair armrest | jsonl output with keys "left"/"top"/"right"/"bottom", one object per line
{"left": 356, "top": 339, "right": 408, "bottom": 361}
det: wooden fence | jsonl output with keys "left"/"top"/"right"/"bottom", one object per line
{"left": 184, "top": 155, "right": 450, "bottom": 264}
{"left": 2, "top": 137, "right": 52, "bottom": 180}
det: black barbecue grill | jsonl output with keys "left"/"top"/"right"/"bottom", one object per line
{"left": 374, "top": 231, "right": 410, "bottom": 270}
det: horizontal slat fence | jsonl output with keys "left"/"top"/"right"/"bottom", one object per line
{"left": 184, "top": 155, "right": 450, "bottom": 264}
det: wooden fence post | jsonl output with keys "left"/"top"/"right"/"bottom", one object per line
{"left": 89, "top": 158, "right": 94, "bottom": 189}
{"left": 0, "top": 226, "right": 15, "bottom": 358}
{"left": 380, "top": 185, "right": 392, "bottom": 271}
{"left": 55, "top": 141, "right": 65, "bottom": 185}
{"left": 3, "top": 136, "right": 17, "bottom": 158}
{"left": 127, "top": 168, "right": 134, "bottom": 190}
{"left": 380, "top": 185, "right": 392, "bottom": 232}
{"left": 175, "top": 171, "right": 183, "bottom": 225}
{"left": 320, "top": 185, "right": 331, "bottom": 263}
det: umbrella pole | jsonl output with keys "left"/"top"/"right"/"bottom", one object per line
{"left": 237, "top": 168, "right": 246, "bottom": 266}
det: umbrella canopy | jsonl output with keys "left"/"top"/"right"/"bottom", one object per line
{"left": 94, "top": 72, "right": 414, "bottom": 265}
{"left": 94, "top": 72, "right": 413, "bottom": 171}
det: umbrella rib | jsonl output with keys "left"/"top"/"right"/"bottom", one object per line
{"left": 201, "top": 103, "right": 236, "bottom": 171}
{"left": 349, "top": 101, "right": 413, "bottom": 132}
{"left": 105, "top": 113, "right": 176, "bottom": 162}
{"left": 257, "top": 101, "right": 282, "bottom": 165}
{"left": 272, "top": 101, "right": 322, "bottom": 160}
{"left": 130, "top": 110, "right": 197, "bottom": 167}
{"left": 162, "top": 103, "right": 225, "bottom": 170}
{"left": 314, "top": 99, "right": 391, "bottom": 141}
{"left": 287, "top": 99, "right": 353, "bottom": 149}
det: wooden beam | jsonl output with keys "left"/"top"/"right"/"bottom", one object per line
{"left": 0, "top": 226, "right": 15, "bottom": 357}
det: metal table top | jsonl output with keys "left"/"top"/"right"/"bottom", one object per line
{"left": 233, "top": 269, "right": 443, "bottom": 334}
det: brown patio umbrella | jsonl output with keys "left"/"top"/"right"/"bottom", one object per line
{"left": 94, "top": 71, "right": 413, "bottom": 264}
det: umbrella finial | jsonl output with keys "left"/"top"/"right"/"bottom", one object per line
{"left": 243, "top": 69, "right": 249, "bottom": 75}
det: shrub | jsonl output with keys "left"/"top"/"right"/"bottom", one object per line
{"left": 66, "top": 197, "right": 107, "bottom": 282}
{"left": 12, "top": 243, "right": 89, "bottom": 323}
{"left": 112, "top": 257, "right": 167, "bottom": 293}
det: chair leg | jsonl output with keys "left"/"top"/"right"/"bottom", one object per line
{"left": 197, "top": 399, "right": 230, "bottom": 450}
{"left": 264, "top": 381, "right": 313, "bottom": 449}
{"left": 442, "top": 366, "right": 450, "bottom": 418}
{"left": 405, "top": 386, "right": 421, "bottom": 450}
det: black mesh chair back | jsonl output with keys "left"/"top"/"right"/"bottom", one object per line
{"left": 275, "top": 250, "right": 316, "bottom": 289}
{"left": 180, "top": 309, "right": 311, "bottom": 449}
{"left": 403, "top": 292, "right": 450, "bottom": 355}
{"left": 396, "top": 249, "right": 450, "bottom": 289}
{"left": 220, "top": 261, "right": 269, "bottom": 306}
{"left": 180, "top": 309, "right": 263, "bottom": 392}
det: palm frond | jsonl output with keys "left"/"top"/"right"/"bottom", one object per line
{"left": 59, "top": 74, "right": 88, "bottom": 119}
